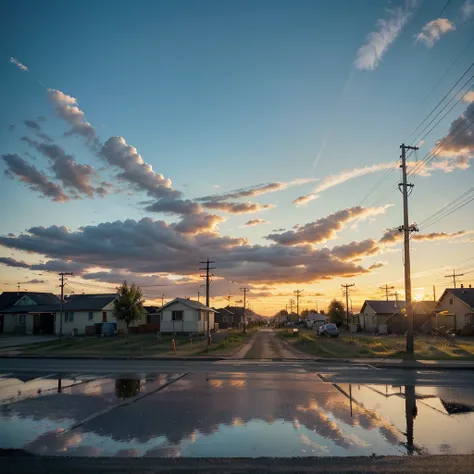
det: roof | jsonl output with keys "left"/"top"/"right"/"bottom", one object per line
{"left": 307, "top": 312, "right": 328, "bottom": 321}
{"left": 143, "top": 305, "right": 160, "bottom": 313}
{"left": 361, "top": 300, "right": 406, "bottom": 314}
{"left": 412, "top": 300, "right": 437, "bottom": 315}
{"left": 1, "top": 293, "right": 117, "bottom": 313}
{"left": 162, "top": 297, "right": 216, "bottom": 312}
{"left": 0, "top": 292, "right": 59, "bottom": 311}
{"left": 62, "top": 294, "right": 117, "bottom": 311}
{"left": 442, "top": 288, "right": 474, "bottom": 310}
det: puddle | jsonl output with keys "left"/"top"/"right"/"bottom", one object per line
{"left": 1, "top": 371, "right": 474, "bottom": 457}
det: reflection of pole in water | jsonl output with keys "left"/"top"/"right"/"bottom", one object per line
{"left": 57, "top": 376, "right": 62, "bottom": 393}
{"left": 405, "top": 385, "right": 417, "bottom": 455}
{"left": 349, "top": 384, "right": 353, "bottom": 418}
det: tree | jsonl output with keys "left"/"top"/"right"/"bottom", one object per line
{"left": 327, "top": 299, "right": 345, "bottom": 327}
{"left": 114, "top": 281, "right": 146, "bottom": 336}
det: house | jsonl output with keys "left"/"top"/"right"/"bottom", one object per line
{"left": 160, "top": 297, "right": 216, "bottom": 334}
{"left": 144, "top": 306, "right": 161, "bottom": 326}
{"left": 214, "top": 306, "right": 236, "bottom": 329}
{"left": 360, "top": 300, "right": 406, "bottom": 333}
{"left": 306, "top": 311, "right": 328, "bottom": 329}
{"left": 0, "top": 292, "right": 60, "bottom": 334}
{"left": 385, "top": 300, "right": 437, "bottom": 334}
{"left": 434, "top": 287, "right": 474, "bottom": 333}
{"left": 0, "top": 292, "right": 149, "bottom": 336}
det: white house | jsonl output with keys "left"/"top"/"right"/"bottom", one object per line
{"left": 160, "top": 298, "right": 216, "bottom": 334}
{"left": 435, "top": 287, "right": 474, "bottom": 332}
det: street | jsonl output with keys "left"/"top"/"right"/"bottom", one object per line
{"left": 1, "top": 330, "right": 474, "bottom": 472}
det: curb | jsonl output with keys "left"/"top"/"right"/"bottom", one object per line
{"left": 0, "top": 354, "right": 226, "bottom": 361}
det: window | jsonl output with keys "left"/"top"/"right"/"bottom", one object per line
{"left": 465, "top": 314, "right": 474, "bottom": 325}
{"left": 222, "top": 315, "right": 228, "bottom": 323}
{"left": 449, "top": 298, "right": 454, "bottom": 305}
{"left": 65, "top": 311, "right": 74, "bottom": 322}
{"left": 102, "top": 311, "right": 107, "bottom": 322}
{"left": 172, "top": 310, "right": 183, "bottom": 321}
{"left": 197, "top": 311, "right": 202, "bottom": 321}
{"left": 19, "top": 314, "right": 26, "bottom": 325}
{"left": 88, "top": 311, "right": 94, "bottom": 321}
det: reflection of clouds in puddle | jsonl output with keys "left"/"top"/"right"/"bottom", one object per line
{"left": 232, "top": 417, "right": 246, "bottom": 427}
{"left": 292, "top": 418, "right": 300, "bottom": 430}
{"left": 116, "top": 448, "right": 142, "bottom": 457}
{"left": 25, "top": 429, "right": 82, "bottom": 454}
{"left": 300, "top": 434, "right": 329, "bottom": 454}
{"left": 144, "top": 445, "right": 181, "bottom": 457}
{"left": 208, "top": 379, "right": 224, "bottom": 389}
{"left": 67, "top": 445, "right": 103, "bottom": 456}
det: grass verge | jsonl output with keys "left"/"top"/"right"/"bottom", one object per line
{"left": 276, "top": 328, "right": 474, "bottom": 360}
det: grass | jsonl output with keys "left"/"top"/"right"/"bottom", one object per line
{"left": 198, "top": 328, "right": 255, "bottom": 355}
{"left": 17, "top": 334, "right": 206, "bottom": 357}
{"left": 276, "top": 328, "right": 474, "bottom": 360}
{"left": 13, "top": 329, "right": 254, "bottom": 357}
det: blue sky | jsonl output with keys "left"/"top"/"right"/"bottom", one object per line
{"left": 1, "top": 0, "right": 474, "bottom": 313}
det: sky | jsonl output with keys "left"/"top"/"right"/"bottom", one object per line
{"left": 1, "top": 0, "right": 474, "bottom": 315}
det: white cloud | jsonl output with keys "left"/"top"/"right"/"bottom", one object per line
{"left": 415, "top": 18, "right": 455, "bottom": 47}
{"left": 10, "top": 57, "right": 28, "bottom": 72}
{"left": 293, "top": 163, "right": 393, "bottom": 206}
{"left": 355, "top": 0, "right": 419, "bottom": 71}
{"left": 462, "top": 0, "right": 474, "bottom": 20}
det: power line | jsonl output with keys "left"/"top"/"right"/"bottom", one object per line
{"left": 437, "top": 0, "right": 453, "bottom": 18}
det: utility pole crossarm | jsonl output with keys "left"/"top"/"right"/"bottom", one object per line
{"left": 445, "top": 270, "right": 464, "bottom": 289}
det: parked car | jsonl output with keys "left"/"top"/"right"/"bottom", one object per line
{"left": 318, "top": 323, "right": 339, "bottom": 338}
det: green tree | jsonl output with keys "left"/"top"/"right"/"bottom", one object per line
{"left": 114, "top": 281, "right": 146, "bottom": 336}
{"left": 327, "top": 299, "right": 345, "bottom": 327}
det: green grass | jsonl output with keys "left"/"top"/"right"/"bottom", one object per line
{"left": 276, "top": 329, "right": 474, "bottom": 360}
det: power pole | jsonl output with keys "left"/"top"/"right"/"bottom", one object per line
{"left": 433, "top": 285, "right": 436, "bottom": 301}
{"left": 380, "top": 284, "right": 395, "bottom": 301}
{"left": 58, "top": 272, "right": 73, "bottom": 341}
{"left": 341, "top": 284, "right": 355, "bottom": 330}
{"left": 289, "top": 298, "right": 294, "bottom": 315}
{"left": 445, "top": 270, "right": 464, "bottom": 289}
{"left": 399, "top": 143, "right": 419, "bottom": 354}
{"left": 240, "top": 287, "right": 248, "bottom": 333}
{"left": 200, "top": 259, "right": 215, "bottom": 347}
{"left": 294, "top": 289, "right": 304, "bottom": 317}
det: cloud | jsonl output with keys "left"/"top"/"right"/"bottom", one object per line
{"left": 368, "top": 262, "right": 385, "bottom": 270}
{"left": 433, "top": 101, "right": 474, "bottom": 159}
{"left": 36, "top": 132, "right": 54, "bottom": 143}
{"left": 30, "top": 259, "right": 89, "bottom": 275}
{"left": 243, "top": 218, "right": 270, "bottom": 227}
{"left": 355, "top": 0, "right": 419, "bottom": 70}
{"left": 47, "top": 89, "right": 99, "bottom": 148}
{"left": 2, "top": 153, "right": 69, "bottom": 202}
{"left": 10, "top": 57, "right": 28, "bottom": 72}
{"left": 201, "top": 201, "right": 274, "bottom": 214}
{"left": 265, "top": 206, "right": 389, "bottom": 246}
{"left": 0, "top": 216, "right": 379, "bottom": 285}
{"left": 463, "top": 91, "right": 474, "bottom": 104}
{"left": 379, "top": 228, "right": 468, "bottom": 244}
{"left": 24, "top": 279, "right": 45, "bottom": 284}
{"left": 294, "top": 163, "right": 394, "bottom": 205}
{"left": 144, "top": 198, "right": 203, "bottom": 215}
{"left": 415, "top": 18, "right": 455, "bottom": 47}
{"left": 24, "top": 119, "right": 41, "bottom": 131}
{"left": 197, "top": 178, "right": 317, "bottom": 202}
{"left": 331, "top": 239, "right": 381, "bottom": 261}
{"left": 22, "top": 139, "right": 104, "bottom": 198}
{"left": 0, "top": 256, "right": 30, "bottom": 269}
{"left": 462, "top": 0, "right": 474, "bottom": 20}
{"left": 174, "top": 213, "right": 225, "bottom": 234}
{"left": 8, "top": 124, "right": 15, "bottom": 132}
{"left": 101, "top": 136, "right": 181, "bottom": 199}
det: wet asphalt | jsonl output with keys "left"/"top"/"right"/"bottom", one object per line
{"left": 1, "top": 330, "right": 474, "bottom": 461}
